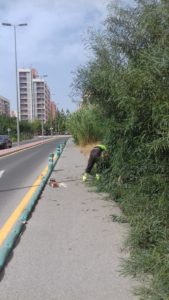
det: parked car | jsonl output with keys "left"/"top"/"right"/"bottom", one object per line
{"left": 0, "top": 135, "right": 12, "bottom": 149}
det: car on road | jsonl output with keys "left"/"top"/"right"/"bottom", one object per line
{"left": 0, "top": 135, "right": 12, "bottom": 149}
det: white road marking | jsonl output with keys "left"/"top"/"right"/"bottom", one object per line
{"left": 0, "top": 170, "right": 5, "bottom": 178}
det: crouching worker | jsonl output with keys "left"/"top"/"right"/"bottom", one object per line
{"left": 82, "top": 144, "right": 107, "bottom": 182}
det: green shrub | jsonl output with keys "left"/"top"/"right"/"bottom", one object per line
{"left": 66, "top": 106, "right": 105, "bottom": 145}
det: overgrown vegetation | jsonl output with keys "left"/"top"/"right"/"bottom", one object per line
{"left": 66, "top": 106, "right": 105, "bottom": 145}
{"left": 70, "top": 0, "right": 169, "bottom": 298}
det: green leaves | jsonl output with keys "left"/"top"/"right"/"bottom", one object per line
{"left": 66, "top": 106, "right": 105, "bottom": 145}
{"left": 70, "top": 1, "right": 169, "bottom": 298}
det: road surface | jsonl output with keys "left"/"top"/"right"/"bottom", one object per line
{"left": 0, "top": 137, "right": 67, "bottom": 228}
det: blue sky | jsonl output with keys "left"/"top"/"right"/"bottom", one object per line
{"left": 0, "top": 0, "right": 131, "bottom": 113}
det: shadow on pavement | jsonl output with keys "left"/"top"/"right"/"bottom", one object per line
{"left": 0, "top": 185, "right": 40, "bottom": 193}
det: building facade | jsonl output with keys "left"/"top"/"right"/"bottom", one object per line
{"left": 18, "top": 68, "right": 52, "bottom": 122}
{"left": 19, "top": 68, "right": 35, "bottom": 121}
{"left": 10, "top": 111, "right": 17, "bottom": 118}
{"left": 0, "top": 96, "right": 10, "bottom": 116}
{"left": 50, "top": 101, "right": 57, "bottom": 120}
{"left": 32, "top": 78, "right": 51, "bottom": 122}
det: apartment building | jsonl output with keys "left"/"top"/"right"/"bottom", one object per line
{"left": 32, "top": 78, "right": 51, "bottom": 122}
{"left": 0, "top": 95, "right": 10, "bottom": 116}
{"left": 18, "top": 68, "right": 51, "bottom": 122}
{"left": 19, "top": 68, "right": 36, "bottom": 121}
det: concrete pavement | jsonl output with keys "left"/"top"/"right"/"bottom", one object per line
{"left": 0, "top": 138, "right": 138, "bottom": 300}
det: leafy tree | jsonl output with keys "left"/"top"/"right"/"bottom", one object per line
{"left": 32, "top": 119, "right": 42, "bottom": 135}
{"left": 20, "top": 121, "right": 34, "bottom": 139}
{"left": 54, "top": 109, "right": 67, "bottom": 134}
{"left": 0, "top": 115, "right": 17, "bottom": 139}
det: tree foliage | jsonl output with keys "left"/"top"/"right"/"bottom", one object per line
{"left": 0, "top": 109, "right": 69, "bottom": 139}
{"left": 0, "top": 115, "right": 17, "bottom": 139}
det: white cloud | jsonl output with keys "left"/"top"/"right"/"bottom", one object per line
{"left": 0, "top": 0, "right": 110, "bottom": 111}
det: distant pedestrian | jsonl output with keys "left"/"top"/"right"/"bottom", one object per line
{"left": 82, "top": 144, "right": 107, "bottom": 182}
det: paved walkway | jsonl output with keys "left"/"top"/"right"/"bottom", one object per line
{"left": 0, "top": 138, "right": 138, "bottom": 300}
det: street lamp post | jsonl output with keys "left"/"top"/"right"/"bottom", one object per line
{"left": 7, "top": 128, "right": 11, "bottom": 137}
{"left": 57, "top": 121, "right": 59, "bottom": 135}
{"left": 2, "top": 22, "right": 27, "bottom": 146}
{"left": 41, "top": 119, "right": 44, "bottom": 141}
{"left": 50, "top": 127, "right": 53, "bottom": 136}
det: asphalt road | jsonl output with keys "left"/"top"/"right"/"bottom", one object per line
{"left": 0, "top": 137, "right": 67, "bottom": 228}
{"left": 12, "top": 136, "right": 52, "bottom": 148}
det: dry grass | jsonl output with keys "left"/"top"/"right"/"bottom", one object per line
{"left": 78, "top": 142, "right": 99, "bottom": 158}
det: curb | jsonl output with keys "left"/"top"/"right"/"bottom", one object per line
{"left": 0, "top": 140, "right": 67, "bottom": 271}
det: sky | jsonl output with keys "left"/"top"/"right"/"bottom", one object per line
{"left": 0, "top": 0, "right": 131, "bottom": 113}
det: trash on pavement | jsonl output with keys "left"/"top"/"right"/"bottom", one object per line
{"left": 49, "top": 178, "right": 67, "bottom": 188}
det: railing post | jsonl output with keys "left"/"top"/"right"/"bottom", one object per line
{"left": 60, "top": 143, "right": 63, "bottom": 152}
{"left": 48, "top": 153, "right": 54, "bottom": 170}
{"left": 56, "top": 144, "right": 61, "bottom": 157}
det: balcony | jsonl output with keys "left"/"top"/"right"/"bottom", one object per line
{"left": 20, "top": 92, "right": 27, "bottom": 96}
{"left": 20, "top": 87, "right": 27, "bottom": 90}
{"left": 20, "top": 100, "right": 27, "bottom": 103}
{"left": 20, "top": 105, "right": 28, "bottom": 108}
{"left": 20, "top": 96, "right": 28, "bottom": 100}
{"left": 20, "top": 84, "right": 27, "bottom": 87}
{"left": 36, "top": 88, "right": 44, "bottom": 92}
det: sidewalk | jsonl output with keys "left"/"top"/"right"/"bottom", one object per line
{"left": 0, "top": 138, "right": 138, "bottom": 300}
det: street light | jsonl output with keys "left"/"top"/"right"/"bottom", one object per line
{"left": 50, "top": 127, "right": 53, "bottom": 136}
{"left": 7, "top": 128, "right": 11, "bottom": 137}
{"left": 2, "top": 22, "right": 27, "bottom": 146}
{"left": 54, "top": 102, "right": 60, "bottom": 135}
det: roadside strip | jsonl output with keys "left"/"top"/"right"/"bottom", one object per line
{"left": 0, "top": 141, "right": 67, "bottom": 271}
